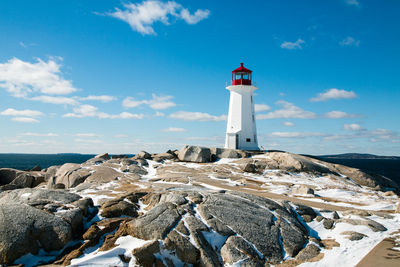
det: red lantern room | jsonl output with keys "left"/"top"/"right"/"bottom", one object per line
{"left": 232, "top": 63, "right": 252, "bottom": 85}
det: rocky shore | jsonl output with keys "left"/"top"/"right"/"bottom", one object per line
{"left": 0, "top": 145, "right": 399, "bottom": 266}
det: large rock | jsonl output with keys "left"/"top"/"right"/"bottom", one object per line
{"left": 0, "top": 168, "right": 23, "bottom": 185}
{"left": 127, "top": 202, "right": 181, "bottom": 240}
{"left": 0, "top": 203, "right": 72, "bottom": 264}
{"left": 178, "top": 145, "right": 211, "bottom": 163}
{"left": 48, "top": 163, "right": 91, "bottom": 188}
{"left": 198, "top": 192, "right": 308, "bottom": 264}
{"left": 10, "top": 173, "right": 34, "bottom": 188}
{"left": 94, "top": 153, "right": 109, "bottom": 160}
{"left": 267, "top": 152, "right": 332, "bottom": 174}
{"left": 210, "top": 147, "right": 245, "bottom": 161}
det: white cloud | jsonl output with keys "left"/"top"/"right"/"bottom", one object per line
{"left": 106, "top": 1, "right": 210, "bottom": 35}
{"left": 79, "top": 95, "right": 116, "bottom": 102}
{"left": 0, "top": 108, "right": 43, "bottom": 117}
{"left": 74, "top": 138, "right": 102, "bottom": 144}
{"left": 283, "top": 121, "right": 294, "bottom": 127}
{"left": 123, "top": 94, "right": 176, "bottom": 110}
{"left": 162, "top": 127, "right": 187, "bottom": 132}
{"left": 339, "top": 36, "right": 360, "bottom": 47}
{"left": 254, "top": 104, "right": 271, "bottom": 112}
{"left": 63, "top": 104, "right": 144, "bottom": 119}
{"left": 21, "top": 132, "right": 58, "bottom": 137}
{"left": 169, "top": 111, "right": 226, "bottom": 121}
{"left": 74, "top": 133, "right": 101, "bottom": 137}
{"left": 343, "top": 123, "right": 364, "bottom": 131}
{"left": 269, "top": 132, "right": 324, "bottom": 138}
{"left": 325, "top": 110, "right": 356, "bottom": 119}
{"left": 155, "top": 111, "right": 165, "bottom": 117}
{"left": 310, "top": 88, "right": 357, "bottom": 102}
{"left": 257, "top": 101, "right": 316, "bottom": 119}
{"left": 0, "top": 57, "right": 76, "bottom": 97}
{"left": 280, "top": 39, "right": 305, "bottom": 50}
{"left": 30, "top": 95, "right": 78, "bottom": 105}
{"left": 11, "top": 117, "right": 39, "bottom": 123}
{"left": 345, "top": 0, "right": 359, "bottom": 6}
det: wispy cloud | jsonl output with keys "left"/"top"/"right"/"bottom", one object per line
{"left": 169, "top": 111, "right": 226, "bottom": 121}
{"left": 105, "top": 0, "right": 210, "bottom": 35}
{"left": 310, "top": 88, "right": 357, "bottom": 102}
{"left": 257, "top": 100, "right": 316, "bottom": 119}
{"left": 63, "top": 104, "right": 144, "bottom": 119}
{"left": 79, "top": 95, "right": 116, "bottom": 102}
{"left": 0, "top": 108, "right": 43, "bottom": 117}
{"left": 74, "top": 133, "right": 101, "bottom": 137}
{"left": 280, "top": 39, "right": 305, "bottom": 50}
{"left": 343, "top": 123, "right": 365, "bottom": 131}
{"left": 123, "top": 94, "right": 176, "bottom": 110}
{"left": 11, "top": 117, "right": 39, "bottom": 123}
{"left": 254, "top": 104, "right": 271, "bottom": 112}
{"left": 339, "top": 36, "right": 360, "bottom": 47}
{"left": 162, "top": 127, "right": 187, "bottom": 132}
{"left": 283, "top": 121, "right": 294, "bottom": 127}
{"left": 30, "top": 95, "right": 79, "bottom": 105}
{"left": 325, "top": 110, "right": 357, "bottom": 119}
{"left": 269, "top": 132, "right": 325, "bottom": 138}
{"left": 0, "top": 57, "right": 76, "bottom": 97}
{"left": 21, "top": 132, "right": 58, "bottom": 137}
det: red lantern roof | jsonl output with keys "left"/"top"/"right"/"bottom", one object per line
{"left": 232, "top": 63, "right": 252, "bottom": 73}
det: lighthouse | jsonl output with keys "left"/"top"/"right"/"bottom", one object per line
{"left": 225, "top": 63, "right": 259, "bottom": 151}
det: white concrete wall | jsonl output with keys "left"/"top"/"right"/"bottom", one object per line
{"left": 225, "top": 85, "right": 259, "bottom": 150}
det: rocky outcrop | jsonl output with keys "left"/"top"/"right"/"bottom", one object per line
{"left": 178, "top": 145, "right": 211, "bottom": 163}
{"left": 0, "top": 188, "right": 94, "bottom": 265}
{"left": 47, "top": 163, "right": 91, "bottom": 189}
{"left": 125, "top": 191, "right": 309, "bottom": 265}
{"left": 210, "top": 147, "right": 246, "bottom": 161}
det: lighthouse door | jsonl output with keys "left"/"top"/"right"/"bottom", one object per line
{"left": 227, "top": 133, "right": 237, "bottom": 149}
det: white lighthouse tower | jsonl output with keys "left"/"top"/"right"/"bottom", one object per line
{"left": 225, "top": 63, "right": 259, "bottom": 150}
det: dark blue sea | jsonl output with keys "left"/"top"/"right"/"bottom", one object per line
{"left": 0, "top": 153, "right": 399, "bottom": 185}
{"left": 0, "top": 154, "right": 97, "bottom": 170}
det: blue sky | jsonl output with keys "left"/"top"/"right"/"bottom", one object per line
{"left": 0, "top": 0, "right": 399, "bottom": 155}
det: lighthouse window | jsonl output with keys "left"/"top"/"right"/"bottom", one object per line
{"left": 243, "top": 74, "right": 249, "bottom": 79}
{"left": 246, "top": 138, "right": 251, "bottom": 142}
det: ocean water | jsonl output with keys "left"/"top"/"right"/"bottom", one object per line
{"left": 0, "top": 153, "right": 398, "bottom": 185}
{"left": 0, "top": 153, "right": 96, "bottom": 170}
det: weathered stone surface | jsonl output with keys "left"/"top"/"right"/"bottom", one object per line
{"left": 153, "top": 152, "right": 176, "bottom": 162}
{"left": 242, "top": 163, "right": 257, "bottom": 173}
{"left": 95, "top": 153, "right": 109, "bottom": 160}
{"left": 31, "top": 165, "right": 41, "bottom": 171}
{"left": 295, "top": 244, "right": 321, "bottom": 261}
{"left": 178, "top": 145, "right": 211, "bottom": 163}
{"left": 100, "top": 199, "right": 138, "bottom": 218}
{"left": 198, "top": 192, "right": 307, "bottom": 263}
{"left": 295, "top": 204, "right": 317, "bottom": 220}
{"left": 136, "top": 151, "right": 152, "bottom": 160}
{"left": 337, "top": 218, "right": 387, "bottom": 232}
{"left": 48, "top": 163, "right": 91, "bottom": 188}
{"left": 292, "top": 185, "right": 314, "bottom": 195}
{"left": 84, "top": 166, "right": 121, "bottom": 183}
{"left": 0, "top": 168, "right": 23, "bottom": 185}
{"left": 9, "top": 172, "right": 34, "bottom": 188}
{"left": 221, "top": 236, "right": 262, "bottom": 265}
{"left": 132, "top": 241, "right": 160, "bottom": 267}
{"left": 0, "top": 188, "right": 81, "bottom": 206}
{"left": 323, "top": 218, "right": 334, "bottom": 229}
{"left": 210, "top": 147, "right": 244, "bottom": 161}
{"left": 341, "top": 231, "right": 368, "bottom": 241}
{"left": 0, "top": 203, "right": 72, "bottom": 264}
{"left": 164, "top": 230, "right": 199, "bottom": 264}
{"left": 397, "top": 201, "right": 400, "bottom": 213}
{"left": 267, "top": 152, "right": 332, "bottom": 174}
{"left": 127, "top": 202, "right": 181, "bottom": 240}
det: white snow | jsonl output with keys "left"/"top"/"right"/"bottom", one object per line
{"left": 69, "top": 236, "right": 151, "bottom": 266}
